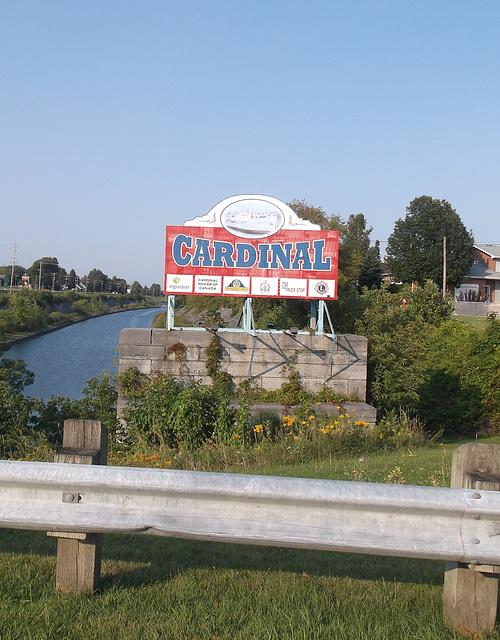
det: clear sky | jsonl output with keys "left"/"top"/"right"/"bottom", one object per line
{"left": 1, "top": 0, "right": 499, "bottom": 286}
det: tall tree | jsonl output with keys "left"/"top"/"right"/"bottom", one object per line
{"left": 84, "top": 269, "right": 109, "bottom": 293}
{"left": 358, "top": 240, "right": 383, "bottom": 290}
{"left": 110, "top": 276, "right": 128, "bottom": 294}
{"left": 340, "top": 213, "right": 372, "bottom": 287}
{"left": 55, "top": 267, "right": 68, "bottom": 291}
{"left": 130, "top": 281, "right": 142, "bottom": 295}
{"left": 69, "top": 269, "right": 79, "bottom": 290}
{"left": 28, "top": 257, "right": 59, "bottom": 290}
{"left": 148, "top": 283, "right": 162, "bottom": 297}
{"left": 287, "top": 199, "right": 344, "bottom": 231}
{"left": 386, "top": 196, "right": 474, "bottom": 288}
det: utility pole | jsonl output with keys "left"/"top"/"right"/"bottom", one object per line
{"left": 442, "top": 237, "right": 447, "bottom": 298}
{"left": 9, "top": 244, "right": 17, "bottom": 294}
{"left": 38, "top": 262, "right": 43, "bottom": 290}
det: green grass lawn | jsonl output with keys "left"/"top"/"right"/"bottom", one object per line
{"left": 1, "top": 438, "right": 499, "bottom": 639}
{"left": 453, "top": 315, "right": 490, "bottom": 331}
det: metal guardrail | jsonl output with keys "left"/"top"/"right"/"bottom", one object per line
{"left": 1, "top": 460, "right": 500, "bottom": 565}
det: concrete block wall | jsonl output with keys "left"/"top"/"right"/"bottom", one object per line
{"left": 118, "top": 328, "right": 368, "bottom": 400}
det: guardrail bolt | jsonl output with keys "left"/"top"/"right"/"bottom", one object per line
{"left": 62, "top": 492, "right": 81, "bottom": 503}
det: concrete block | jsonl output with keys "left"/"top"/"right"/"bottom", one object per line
{"left": 250, "top": 376, "right": 283, "bottom": 391}
{"left": 119, "top": 328, "right": 152, "bottom": 346}
{"left": 132, "top": 362, "right": 153, "bottom": 375}
{"left": 119, "top": 345, "right": 166, "bottom": 358}
{"left": 348, "top": 381, "right": 367, "bottom": 398}
{"left": 151, "top": 329, "right": 167, "bottom": 345}
{"left": 227, "top": 401, "right": 376, "bottom": 425}
{"left": 328, "top": 380, "right": 349, "bottom": 395}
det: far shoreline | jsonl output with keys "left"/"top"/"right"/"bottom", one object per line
{"left": 3, "top": 303, "right": 165, "bottom": 352}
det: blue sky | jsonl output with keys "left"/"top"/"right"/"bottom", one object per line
{"left": 1, "top": 0, "right": 499, "bottom": 286}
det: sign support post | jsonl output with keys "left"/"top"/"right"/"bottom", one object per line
{"left": 167, "top": 295, "right": 175, "bottom": 330}
{"left": 242, "top": 298, "right": 255, "bottom": 333}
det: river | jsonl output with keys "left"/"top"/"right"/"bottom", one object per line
{"left": 1, "top": 307, "right": 164, "bottom": 401}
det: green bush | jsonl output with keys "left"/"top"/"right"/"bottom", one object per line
{"left": 418, "top": 316, "right": 500, "bottom": 432}
{"left": 120, "top": 371, "right": 237, "bottom": 450}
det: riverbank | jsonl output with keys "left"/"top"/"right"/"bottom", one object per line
{"left": 2, "top": 295, "right": 165, "bottom": 352}
{"left": 2, "top": 306, "right": 165, "bottom": 401}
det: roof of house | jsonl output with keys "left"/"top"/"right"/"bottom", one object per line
{"left": 469, "top": 264, "right": 498, "bottom": 279}
{"left": 474, "top": 244, "right": 500, "bottom": 259}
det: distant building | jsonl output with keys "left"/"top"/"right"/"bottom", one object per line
{"left": 453, "top": 244, "right": 500, "bottom": 316}
{"left": 455, "top": 245, "right": 500, "bottom": 303}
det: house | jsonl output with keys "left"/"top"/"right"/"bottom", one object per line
{"left": 454, "top": 245, "right": 500, "bottom": 303}
{"left": 454, "top": 244, "right": 500, "bottom": 315}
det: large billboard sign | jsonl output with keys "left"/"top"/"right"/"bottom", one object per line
{"left": 164, "top": 195, "right": 339, "bottom": 300}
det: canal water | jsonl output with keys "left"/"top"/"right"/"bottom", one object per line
{"left": 1, "top": 307, "right": 164, "bottom": 401}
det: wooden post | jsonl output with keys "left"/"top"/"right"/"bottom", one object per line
{"left": 48, "top": 419, "right": 108, "bottom": 594}
{"left": 443, "top": 443, "right": 500, "bottom": 635}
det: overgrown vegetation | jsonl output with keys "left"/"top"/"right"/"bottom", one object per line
{"left": 154, "top": 280, "right": 500, "bottom": 435}
{"left": 0, "top": 361, "right": 118, "bottom": 459}
{"left": 356, "top": 284, "right": 500, "bottom": 433}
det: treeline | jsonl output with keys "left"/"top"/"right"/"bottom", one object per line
{"left": 0, "top": 256, "right": 162, "bottom": 296}
{"left": 0, "top": 289, "right": 159, "bottom": 350}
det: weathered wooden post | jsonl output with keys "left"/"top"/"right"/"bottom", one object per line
{"left": 443, "top": 443, "right": 500, "bottom": 635}
{"left": 47, "top": 419, "right": 108, "bottom": 594}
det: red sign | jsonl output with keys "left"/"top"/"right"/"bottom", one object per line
{"left": 164, "top": 225, "right": 339, "bottom": 300}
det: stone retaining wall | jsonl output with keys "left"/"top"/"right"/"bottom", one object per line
{"left": 118, "top": 328, "right": 368, "bottom": 399}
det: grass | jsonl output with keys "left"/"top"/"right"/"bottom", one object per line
{"left": 0, "top": 530, "right": 470, "bottom": 640}
{"left": 1, "top": 437, "right": 500, "bottom": 639}
{"left": 453, "top": 315, "right": 490, "bottom": 331}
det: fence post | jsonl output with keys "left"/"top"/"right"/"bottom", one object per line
{"left": 48, "top": 419, "right": 108, "bottom": 594}
{"left": 443, "top": 443, "right": 500, "bottom": 635}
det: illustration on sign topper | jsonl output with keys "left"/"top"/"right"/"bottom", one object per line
{"left": 185, "top": 195, "right": 321, "bottom": 238}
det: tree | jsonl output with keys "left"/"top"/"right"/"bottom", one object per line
{"left": 148, "top": 283, "right": 162, "bottom": 297}
{"left": 358, "top": 241, "right": 383, "bottom": 290}
{"left": 355, "top": 281, "right": 453, "bottom": 414}
{"left": 287, "top": 199, "right": 344, "bottom": 231}
{"left": 9, "top": 289, "right": 47, "bottom": 330}
{"left": 28, "top": 257, "right": 59, "bottom": 290}
{"left": 130, "top": 281, "right": 142, "bottom": 296}
{"left": 339, "top": 213, "right": 372, "bottom": 287}
{"left": 67, "top": 269, "right": 77, "bottom": 290}
{"left": 84, "top": 269, "right": 109, "bottom": 293}
{"left": 386, "top": 196, "right": 474, "bottom": 288}
{"left": 55, "top": 267, "right": 68, "bottom": 291}
{"left": 0, "top": 358, "right": 43, "bottom": 456}
{"left": 0, "top": 265, "right": 26, "bottom": 288}
{"left": 110, "top": 276, "right": 127, "bottom": 294}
